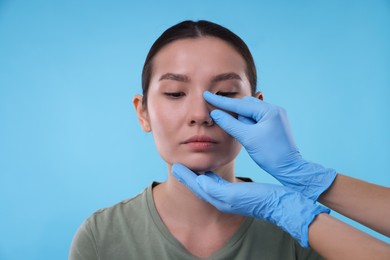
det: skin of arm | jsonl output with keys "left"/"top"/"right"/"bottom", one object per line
{"left": 309, "top": 213, "right": 390, "bottom": 260}
{"left": 318, "top": 174, "right": 390, "bottom": 237}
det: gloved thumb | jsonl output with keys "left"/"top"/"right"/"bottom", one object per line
{"left": 196, "top": 174, "right": 232, "bottom": 212}
{"left": 171, "top": 163, "right": 212, "bottom": 202}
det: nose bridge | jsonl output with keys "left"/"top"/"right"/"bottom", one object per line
{"left": 187, "top": 92, "right": 212, "bottom": 125}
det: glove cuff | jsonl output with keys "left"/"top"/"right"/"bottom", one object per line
{"left": 268, "top": 189, "right": 331, "bottom": 249}
{"left": 299, "top": 204, "right": 330, "bottom": 248}
{"left": 280, "top": 160, "right": 337, "bottom": 201}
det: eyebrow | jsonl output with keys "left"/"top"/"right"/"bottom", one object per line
{"left": 159, "top": 73, "right": 190, "bottom": 82}
{"left": 211, "top": 72, "right": 242, "bottom": 83}
{"left": 159, "top": 72, "right": 242, "bottom": 83}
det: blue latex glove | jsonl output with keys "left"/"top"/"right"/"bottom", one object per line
{"left": 172, "top": 163, "right": 330, "bottom": 248}
{"left": 203, "top": 91, "right": 337, "bottom": 201}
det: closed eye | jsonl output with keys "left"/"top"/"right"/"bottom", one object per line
{"left": 216, "top": 91, "right": 238, "bottom": 97}
{"left": 164, "top": 92, "right": 185, "bottom": 99}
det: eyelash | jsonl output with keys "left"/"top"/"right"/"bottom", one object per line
{"left": 216, "top": 92, "right": 237, "bottom": 97}
{"left": 163, "top": 91, "right": 238, "bottom": 99}
{"left": 164, "top": 92, "right": 185, "bottom": 98}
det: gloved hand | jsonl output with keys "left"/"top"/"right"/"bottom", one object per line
{"left": 203, "top": 91, "right": 337, "bottom": 201}
{"left": 172, "top": 163, "right": 329, "bottom": 248}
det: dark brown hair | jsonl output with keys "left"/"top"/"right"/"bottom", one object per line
{"left": 141, "top": 20, "right": 257, "bottom": 107}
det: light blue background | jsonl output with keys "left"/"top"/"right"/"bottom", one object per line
{"left": 0, "top": 1, "right": 389, "bottom": 259}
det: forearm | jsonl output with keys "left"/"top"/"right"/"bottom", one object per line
{"left": 309, "top": 213, "right": 390, "bottom": 259}
{"left": 318, "top": 174, "right": 390, "bottom": 236}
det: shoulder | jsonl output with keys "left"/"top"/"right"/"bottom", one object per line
{"left": 76, "top": 182, "right": 157, "bottom": 237}
{"left": 69, "top": 184, "right": 156, "bottom": 260}
{"left": 91, "top": 190, "right": 145, "bottom": 221}
{"left": 85, "top": 184, "right": 153, "bottom": 230}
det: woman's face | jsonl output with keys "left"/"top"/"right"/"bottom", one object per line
{"left": 134, "top": 37, "right": 253, "bottom": 173}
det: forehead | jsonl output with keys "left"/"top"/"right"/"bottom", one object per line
{"left": 151, "top": 37, "right": 247, "bottom": 78}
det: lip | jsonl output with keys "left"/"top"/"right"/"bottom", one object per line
{"left": 181, "top": 135, "right": 218, "bottom": 151}
{"left": 182, "top": 135, "right": 218, "bottom": 144}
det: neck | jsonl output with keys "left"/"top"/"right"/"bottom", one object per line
{"left": 152, "top": 162, "right": 245, "bottom": 258}
{"left": 153, "top": 162, "right": 242, "bottom": 226}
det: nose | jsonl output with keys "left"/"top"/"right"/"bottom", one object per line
{"left": 188, "top": 95, "right": 214, "bottom": 127}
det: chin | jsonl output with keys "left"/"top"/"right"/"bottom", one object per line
{"left": 186, "top": 166, "right": 213, "bottom": 174}
{"left": 172, "top": 157, "right": 234, "bottom": 174}
{"left": 173, "top": 162, "right": 213, "bottom": 173}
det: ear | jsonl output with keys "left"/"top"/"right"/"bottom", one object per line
{"left": 255, "top": 91, "right": 264, "bottom": 101}
{"left": 132, "top": 94, "right": 151, "bottom": 132}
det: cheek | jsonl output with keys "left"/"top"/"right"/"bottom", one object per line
{"left": 149, "top": 113, "right": 175, "bottom": 139}
{"left": 223, "top": 133, "right": 242, "bottom": 155}
{"left": 147, "top": 105, "right": 185, "bottom": 158}
{"left": 148, "top": 103, "right": 184, "bottom": 133}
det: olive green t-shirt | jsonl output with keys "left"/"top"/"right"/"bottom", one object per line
{"left": 69, "top": 183, "right": 323, "bottom": 260}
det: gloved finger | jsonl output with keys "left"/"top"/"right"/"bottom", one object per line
{"left": 172, "top": 163, "right": 197, "bottom": 184}
{"left": 196, "top": 175, "right": 232, "bottom": 212}
{"left": 242, "top": 96, "right": 262, "bottom": 103}
{"left": 238, "top": 114, "right": 256, "bottom": 125}
{"left": 171, "top": 163, "right": 214, "bottom": 202}
{"left": 204, "top": 172, "right": 230, "bottom": 184}
{"left": 210, "top": 110, "right": 249, "bottom": 143}
{"left": 204, "top": 91, "right": 268, "bottom": 121}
